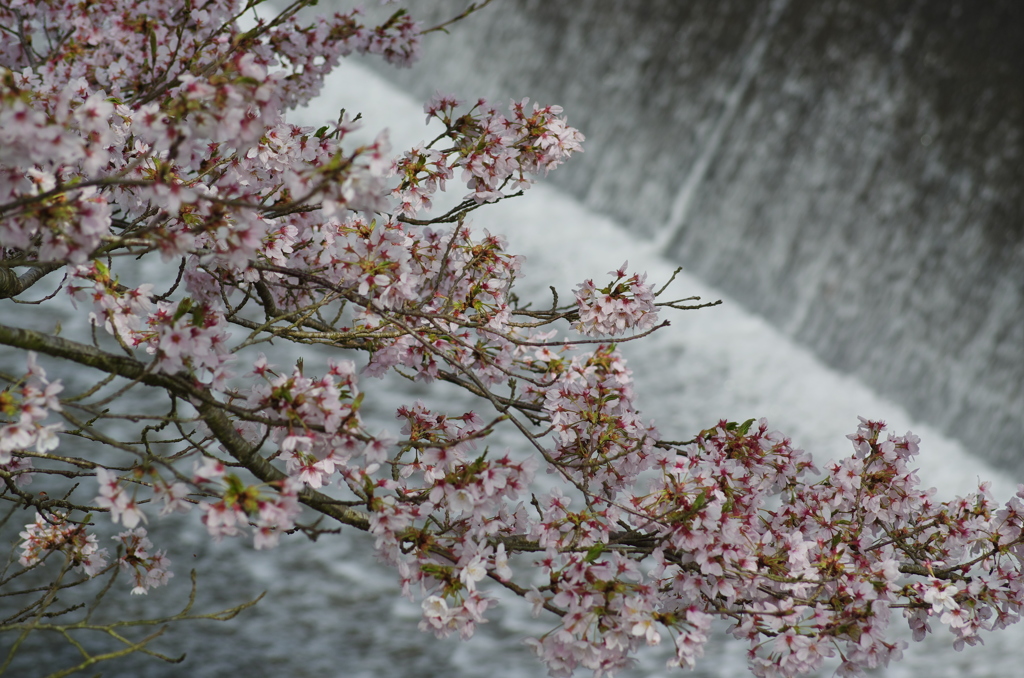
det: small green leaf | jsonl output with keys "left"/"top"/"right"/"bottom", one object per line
{"left": 172, "top": 297, "right": 194, "bottom": 322}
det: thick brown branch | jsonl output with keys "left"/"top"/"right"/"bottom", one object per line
{"left": 0, "top": 263, "right": 62, "bottom": 299}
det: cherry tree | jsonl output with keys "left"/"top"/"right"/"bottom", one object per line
{"left": 2, "top": 1, "right": 1024, "bottom": 676}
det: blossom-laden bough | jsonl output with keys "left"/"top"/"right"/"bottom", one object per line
{"left": 1, "top": 2, "right": 1023, "bottom": 677}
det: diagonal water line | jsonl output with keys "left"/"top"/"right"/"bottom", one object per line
{"left": 654, "top": 0, "right": 791, "bottom": 254}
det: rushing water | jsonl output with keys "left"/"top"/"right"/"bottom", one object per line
{"left": 10, "top": 56, "right": 1024, "bottom": 678}
{"left": 363, "top": 0, "right": 1024, "bottom": 473}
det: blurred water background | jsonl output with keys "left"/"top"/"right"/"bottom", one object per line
{"left": 7, "top": 1, "right": 1024, "bottom": 676}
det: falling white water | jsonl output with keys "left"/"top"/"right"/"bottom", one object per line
{"left": 656, "top": 0, "right": 790, "bottom": 253}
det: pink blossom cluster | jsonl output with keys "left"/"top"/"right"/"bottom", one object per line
{"left": 0, "top": 352, "right": 62, "bottom": 483}
{"left": 241, "top": 354, "right": 373, "bottom": 490}
{"left": 390, "top": 404, "right": 537, "bottom": 532}
{"left": 0, "top": 73, "right": 117, "bottom": 265}
{"left": 362, "top": 403, "right": 538, "bottom": 641}
{"left": 114, "top": 527, "right": 173, "bottom": 595}
{"left": 360, "top": 259, "right": 526, "bottom": 382}
{"left": 267, "top": 8, "right": 421, "bottom": 107}
{"left": 262, "top": 214, "right": 536, "bottom": 387}
{"left": 0, "top": 0, "right": 584, "bottom": 413}
{"left": 540, "top": 346, "right": 659, "bottom": 492}
{"left": 94, "top": 468, "right": 148, "bottom": 529}
{"left": 68, "top": 264, "right": 235, "bottom": 385}
{"left": 574, "top": 262, "right": 659, "bottom": 336}
{"left": 18, "top": 512, "right": 109, "bottom": 577}
{"left": 414, "top": 94, "right": 585, "bottom": 204}
{"left": 191, "top": 457, "right": 302, "bottom": 550}
{"left": 0, "top": 0, "right": 420, "bottom": 278}
{"left": 143, "top": 299, "right": 234, "bottom": 384}
{"left": 67, "top": 263, "right": 153, "bottom": 342}
{"left": 358, "top": 406, "right": 1024, "bottom": 677}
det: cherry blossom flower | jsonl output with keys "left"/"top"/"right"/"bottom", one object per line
{"left": 574, "top": 262, "right": 659, "bottom": 336}
{"left": 18, "top": 512, "right": 109, "bottom": 578}
{"left": 114, "top": 528, "right": 173, "bottom": 594}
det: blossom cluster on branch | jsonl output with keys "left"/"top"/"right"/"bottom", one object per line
{"left": 1, "top": 2, "right": 1023, "bottom": 677}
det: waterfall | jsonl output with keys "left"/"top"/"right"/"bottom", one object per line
{"left": 360, "top": 0, "right": 1024, "bottom": 473}
{"left": 657, "top": 0, "right": 790, "bottom": 252}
